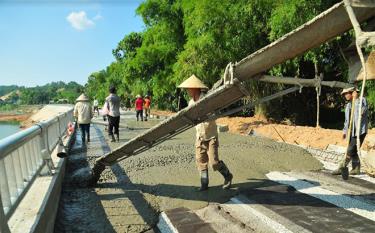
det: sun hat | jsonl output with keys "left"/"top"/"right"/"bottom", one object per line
{"left": 76, "top": 94, "right": 89, "bottom": 102}
{"left": 178, "top": 74, "right": 208, "bottom": 89}
{"left": 341, "top": 87, "right": 359, "bottom": 95}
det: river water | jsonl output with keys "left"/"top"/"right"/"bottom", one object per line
{"left": 0, "top": 122, "right": 20, "bottom": 140}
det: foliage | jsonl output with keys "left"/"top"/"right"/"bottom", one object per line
{"left": 0, "top": 85, "right": 19, "bottom": 96}
{"left": 85, "top": 0, "right": 374, "bottom": 126}
{"left": 1, "top": 81, "right": 84, "bottom": 105}
{"left": 0, "top": 104, "right": 18, "bottom": 111}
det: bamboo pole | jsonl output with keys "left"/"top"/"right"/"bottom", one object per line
{"left": 342, "top": 95, "right": 357, "bottom": 180}
{"left": 258, "top": 75, "right": 353, "bottom": 89}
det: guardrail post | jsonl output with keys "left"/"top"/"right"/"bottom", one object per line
{"left": 37, "top": 121, "right": 54, "bottom": 175}
{"left": 0, "top": 193, "right": 11, "bottom": 233}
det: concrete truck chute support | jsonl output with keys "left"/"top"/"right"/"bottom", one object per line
{"left": 90, "top": 1, "right": 375, "bottom": 184}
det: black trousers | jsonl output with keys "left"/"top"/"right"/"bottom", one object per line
{"left": 108, "top": 115, "right": 120, "bottom": 135}
{"left": 136, "top": 110, "right": 143, "bottom": 121}
{"left": 79, "top": 123, "right": 90, "bottom": 141}
{"left": 347, "top": 133, "right": 366, "bottom": 164}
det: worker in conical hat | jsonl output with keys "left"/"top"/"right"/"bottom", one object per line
{"left": 74, "top": 93, "right": 93, "bottom": 146}
{"left": 179, "top": 74, "right": 233, "bottom": 191}
{"left": 332, "top": 86, "right": 368, "bottom": 176}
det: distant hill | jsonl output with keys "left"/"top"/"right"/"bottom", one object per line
{"left": 0, "top": 85, "right": 20, "bottom": 96}
{"left": 0, "top": 81, "right": 84, "bottom": 105}
{"left": 0, "top": 90, "right": 21, "bottom": 102}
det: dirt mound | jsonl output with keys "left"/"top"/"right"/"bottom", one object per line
{"left": 217, "top": 116, "right": 350, "bottom": 150}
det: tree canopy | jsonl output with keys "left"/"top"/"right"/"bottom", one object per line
{"left": 85, "top": 0, "right": 374, "bottom": 127}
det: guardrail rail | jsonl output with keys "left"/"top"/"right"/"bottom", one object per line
{"left": 0, "top": 107, "right": 73, "bottom": 231}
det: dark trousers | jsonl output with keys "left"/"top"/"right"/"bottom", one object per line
{"left": 79, "top": 124, "right": 90, "bottom": 142}
{"left": 108, "top": 115, "right": 120, "bottom": 135}
{"left": 347, "top": 133, "right": 366, "bottom": 166}
{"left": 136, "top": 110, "right": 143, "bottom": 121}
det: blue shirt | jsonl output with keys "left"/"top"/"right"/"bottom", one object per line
{"left": 343, "top": 97, "right": 368, "bottom": 137}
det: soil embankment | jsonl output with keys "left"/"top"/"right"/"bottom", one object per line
{"left": 0, "top": 105, "right": 41, "bottom": 125}
{"left": 0, "top": 113, "right": 31, "bottom": 122}
{"left": 150, "top": 110, "right": 375, "bottom": 150}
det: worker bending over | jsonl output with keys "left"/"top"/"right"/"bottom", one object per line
{"left": 179, "top": 74, "right": 233, "bottom": 191}
{"left": 332, "top": 87, "right": 368, "bottom": 176}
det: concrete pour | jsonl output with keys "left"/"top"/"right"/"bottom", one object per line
{"left": 55, "top": 114, "right": 322, "bottom": 232}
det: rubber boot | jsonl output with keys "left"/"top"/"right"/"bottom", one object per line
{"left": 110, "top": 134, "right": 116, "bottom": 142}
{"left": 331, "top": 157, "right": 350, "bottom": 175}
{"left": 350, "top": 159, "right": 361, "bottom": 175}
{"left": 218, "top": 161, "right": 233, "bottom": 189}
{"left": 198, "top": 169, "right": 209, "bottom": 191}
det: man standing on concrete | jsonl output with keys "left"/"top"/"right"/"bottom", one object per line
{"left": 179, "top": 74, "right": 233, "bottom": 191}
{"left": 74, "top": 94, "right": 93, "bottom": 145}
{"left": 135, "top": 95, "right": 144, "bottom": 122}
{"left": 332, "top": 87, "right": 368, "bottom": 176}
{"left": 105, "top": 86, "right": 121, "bottom": 142}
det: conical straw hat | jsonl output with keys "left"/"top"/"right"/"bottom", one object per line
{"left": 178, "top": 74, "right": 208, "bottom": 89}
{"left": 341, "top": 87, "right": 358, "bottom": 95}
{"left": 76, "top": 94, "right": 89, "bottom": 102}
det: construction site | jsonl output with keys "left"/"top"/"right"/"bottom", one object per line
{"left": 1, "top": 0, "right": 375, "bottom": 233}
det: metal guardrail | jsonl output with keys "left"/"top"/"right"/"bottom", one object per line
{"left": 0, "top": 108, "right": 73, "bottom": 225}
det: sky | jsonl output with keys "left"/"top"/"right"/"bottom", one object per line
{"left": 0, "top": 0, "right": 145, "bottom": 87}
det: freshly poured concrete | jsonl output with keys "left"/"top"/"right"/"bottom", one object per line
{"left": 55, "top": 114, "right": 322, "bottom": 232}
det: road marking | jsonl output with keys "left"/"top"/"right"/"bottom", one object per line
{"left": 157, "top": 212, "right": 179, "bottom": 233}
{"left": 266, "top": 171, "right": 375, "bottom": 221}
{"left": 230, "top": 197, "right": 293, "bottom": 233}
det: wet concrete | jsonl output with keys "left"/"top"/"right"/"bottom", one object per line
{"left": 55, "top": 113, "right": 322, "bottom": 232}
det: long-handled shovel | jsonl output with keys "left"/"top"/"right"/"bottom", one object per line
{"left": 342, "top": 95, "right": 356, "bottom": 180}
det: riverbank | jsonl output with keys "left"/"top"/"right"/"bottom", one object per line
{"left": 0, "top": 113, "right": 31, "bottom": 122}
{"left": 0, "top": 105, "right": 41, "bottom": 125}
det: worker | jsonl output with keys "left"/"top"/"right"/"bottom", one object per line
{"left": 105, "top": 86, "right": 121, "bottom": 142}
{"left": 93, "top": 98, "right": 99, "bottom": 116}
{"left": 332, "top": 87, "right": 368, "bottom": 176}
{"left": 178, "top": 74, "right": 233, "bottom": 191}
{"left": 144, "top": 95, "right": 151, "bottom": 121}
{"left": 135, "top": 95, "right": 144, "bottom": 121}
{"left": 74, "top": 94, "right": 93, "bottom": 145}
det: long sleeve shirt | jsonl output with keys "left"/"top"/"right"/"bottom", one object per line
{"left": 189, "top": 94, "right": 218, "bottom": 142}
{"left": 105, "top": 94, "right": 121, "bottom": 117}
{"left": 74, "top": 102, "right": 93, "bottom": 124}
{"left": 343, "top": 97, "right": 368, "bottom": 137}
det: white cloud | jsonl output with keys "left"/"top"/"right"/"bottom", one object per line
{"left": 66, "top": 11, "right": 95, "bottom": 31}
{"left": 93, "top": 13, "right": 103, "bottom": 21}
